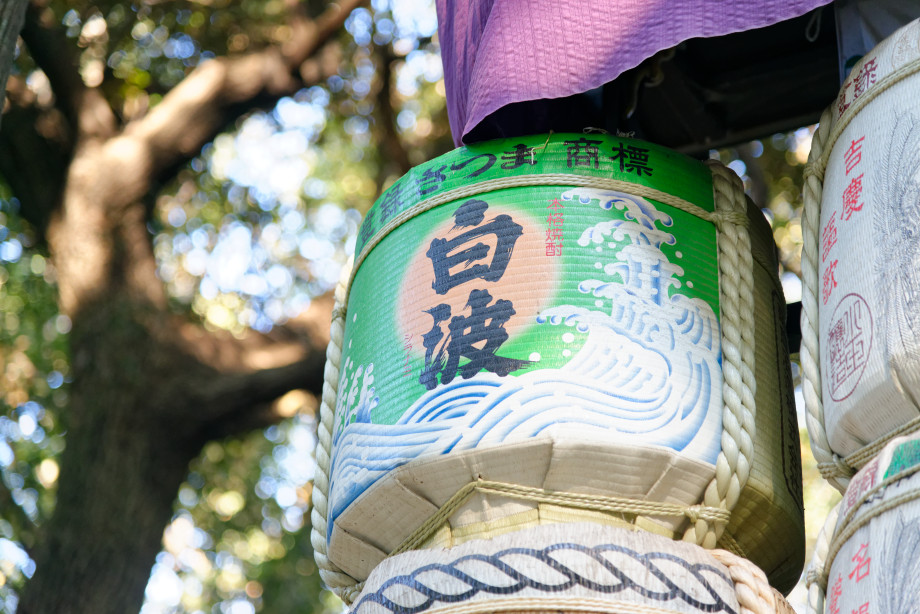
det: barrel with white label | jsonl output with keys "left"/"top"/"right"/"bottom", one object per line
{"left": 805, "top": 433, "right": 920, "bottom": 614}
{"left": 310, "top": 133, "right": 803, "bottom": 601}
{"left": 352, "top": 523, "right": 794, "bottom": 614}
{"left": 802, "top": 18, "right": 920, "bottom": 491}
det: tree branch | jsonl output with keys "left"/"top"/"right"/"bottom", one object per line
{"left": 164, "top": 291, "right": 334, "bottom": 436}
{"left": 0, "top": 94, "right": 70, "bottom": 232}
{"left": 0, "top": 0, "right": 28, "bottom": 132}
{"left": 376, "top": 44, "right": 411, "bottom": 182}
{"left": 20, "top": 0, "right": 117, "bottom": 140}
{"left": 195, "top": 358, "right": 325, "bottom": 440}
{"left": 124, "top": 0, "right": 367, "bottom": 198}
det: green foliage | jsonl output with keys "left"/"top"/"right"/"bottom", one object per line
{"left": 56, "top": 0, "right": 297, "bottom": 117}
{"left": 0, "top": 189, "right": 68, "bottom": 609}
{"left": 714, "top": 127, "right": 814, "bottom": 282}
{"left": 145, "top": 411, "right": 340, "bottom": 613}
{"left": 1, "top": 0, "right": 835, "bottom": 611}
{"left": 4, "top": 0, "right": 448, "bottom": 611}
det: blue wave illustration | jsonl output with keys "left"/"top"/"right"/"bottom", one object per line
{"left": 328, "top": 188, "right": 723, "bottom": 536}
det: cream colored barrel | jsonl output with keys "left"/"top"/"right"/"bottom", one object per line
{"left": 310, "top": 133, "right": 803, "bottom": 602}
{"left": 804, "top": 433, "right": 920, "bottom": 614}
{"left": 351, "top": 523, "right": 794, "bottom": 614}
{"left": 802, "top": 18, "right": 920, "bottom": 491}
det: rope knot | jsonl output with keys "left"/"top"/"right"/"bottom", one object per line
{"left": 803, "top": 160, "right": 826, "bottom": 183}
{"left": 834, "top": 454, "right": 855, "bottom": 475}
{"left": 818, "top": 455, "right": 855, "bottom": 480}
{"left": 709, "top": 209, "right": 749, "bottom": 231}
{"left": 804, "top": 568, "right": 821, "bottom": 588}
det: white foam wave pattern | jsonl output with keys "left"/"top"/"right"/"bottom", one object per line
{"left": 329, "top": 329, "right": 718, "bottom": 530}
{"left": 328, "top": 187, "right": 723, "bottom": 533}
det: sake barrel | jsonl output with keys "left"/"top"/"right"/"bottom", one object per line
{"left": 310, "top": 133, "right": 804, "bottom": 601}
{"left": 804, "top": 432, "right": 920, "bottom": 614}
{"left": 802, "top": 17, "right": 920, "bottom": 491}
{"left": 351, "top": 522, "right": 794, "bottom": 614}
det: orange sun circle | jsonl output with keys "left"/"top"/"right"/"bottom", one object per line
{"left": 397, "top": 201, "right": 558, "bottom": 353}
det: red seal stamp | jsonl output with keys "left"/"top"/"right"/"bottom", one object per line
{"left": 826, "top": 293, "right": 873, "bottom": 402}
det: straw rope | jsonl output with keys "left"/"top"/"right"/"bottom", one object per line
{"left": 682, "top": 161, "right": 757, "bottom": 549}
{"left": 311, "top": 160, "right": 758, "bottom": 603}
{"left": 843, "top": 416, "right": 920, "bottom": 468}
{"left": 715, "top": 530, "right": 747, "bottom": 559}
{"left": 389, "top": 478, "right": 733, "bottom": 558}
{"left": 801, "top": 55, "right": 920, "bottom": 491}
{"left": 804, "top": 502, "right": 839, "bottom": 614}
{"left": 800, "top": 107, "right": 852, "bottom": 493}
{"left": 710, "top": 549, "right": 795, "bottom": 614}
{"left": 310, "top": 259, "right": 363, "bottom": 603}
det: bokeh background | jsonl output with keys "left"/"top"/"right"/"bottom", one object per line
{"left": 0, "top": 1, "right": 840, "bottom": 612}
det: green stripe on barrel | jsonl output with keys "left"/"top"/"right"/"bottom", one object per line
{"left": 330, "top": 133, "right": 725, "bottom": 530}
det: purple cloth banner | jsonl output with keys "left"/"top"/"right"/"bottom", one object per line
{"left": 437, "top": 0, "right": 834, "bottom": 145}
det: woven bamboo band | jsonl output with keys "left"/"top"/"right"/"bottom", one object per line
{"left": 812, "top": 459, "right": 920, "bottom": 594}
{"left": 389, "top": 478, "right": 733, "bottom": 558}
{"left": 311, "top": 160, "right": 758, "bottom": 604}
{"left": 801, "top": 55, "right": 920, "bottom": 492}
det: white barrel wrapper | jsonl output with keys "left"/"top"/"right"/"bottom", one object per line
{"left": 817, "top": 19, "right": 920, "bottom": 457}
{"left": 351, "top": 522, "right": 795, "bottom": 614}
{"left": 820, "top": 433, "right": 920, "bottom": 614}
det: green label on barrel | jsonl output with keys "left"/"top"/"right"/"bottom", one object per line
{"left": 329, "top": 134, "right": 723, "bottom": 531}
{"left": 885, "top": 439, "right": 920, "bottom": 480}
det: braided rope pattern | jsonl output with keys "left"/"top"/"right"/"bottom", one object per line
{"left": 311, "top": 162, "right": 759, "bottom": 602}
{"left": 310, "top": 260, "right": 363, "bottom": 603}
{"left": 800, "top": 56, "right": 920, "bottom": 491}
{"left": 682, "top": 162, "right": 757, "bottom": 549}
{"left": 804, "top": 502, "right": 839, "bottom": 614}
{"left": 800, "top": 108, "right": 853, "bottom": 493}
{"left": 418, "top": 597, "right": 724, "bottom": 614}
{"left": 352, "top": 541, "right": 739, "bottom": 614}
{"left": 709, "top": 550, "right": 792, "bottom": 614}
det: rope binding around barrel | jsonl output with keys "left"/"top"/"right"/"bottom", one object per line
{"left": 800, "top": 47, "right": 920, "bottom": 492}
{"left": 311, "top": 133, "right": 758, "bottom": 603}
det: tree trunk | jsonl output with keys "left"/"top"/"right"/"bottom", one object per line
{"left": 6, "top": 0, "right": 364, "bottom": 611}
{"left": 16, "top": 162, "right": 333, "bottom": 612}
